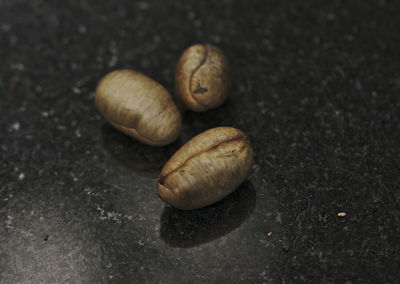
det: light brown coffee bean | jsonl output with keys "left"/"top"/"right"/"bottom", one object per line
{"left": 95, "top": 70, "right": 182, "bottom": 146}
{"left": 157, "top": 127, "right": 253, "bottom": 210}
{"left": 175, "top": 44, "right": 232, "bottom": 112}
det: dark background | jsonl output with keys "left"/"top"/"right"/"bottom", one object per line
{"left": 1, "top": 0, "right": 399, "bottom": 283}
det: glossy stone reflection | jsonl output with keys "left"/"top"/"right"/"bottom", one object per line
{"left": 160, "top": 181, "right": 256, "bottom": 248}
{"left": 101, "top": 123, "right": 182, "bottom": 177}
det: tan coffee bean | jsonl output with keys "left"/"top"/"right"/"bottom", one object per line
{"left": 175, "top": 44, "right": 232, "bottom": 112}
{"left": 95, "top": 70, "right": 182, "bottom": 146}
{"left": 157, "top": 127, "right": 254, "bottom": 210}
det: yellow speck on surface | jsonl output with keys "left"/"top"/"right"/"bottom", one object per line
{"left": 267, "top": 232, "right": 272, "bottom": 237}
{"left": 338, "top": 212, "right": 346, "bottom": 217}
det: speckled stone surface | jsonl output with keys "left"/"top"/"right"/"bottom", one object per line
{"left": 1, "top": 0, "right": 399, "bottom": 283}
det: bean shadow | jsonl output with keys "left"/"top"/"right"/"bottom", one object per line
{"left": 179, "top": 97, "right": 239, "bottom": 138}
{"left": 160, "top": 181, "right": 256, "bottom": 248}
{"left": 101, "top": 123, "right": 183, "bottom": 178}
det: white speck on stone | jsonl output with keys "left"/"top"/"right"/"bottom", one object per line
{"left": 10, "top": 35, "right": 18, "bottom": 45}
{"left": 72, "top": 86, "right": 81, "bottom": 94}
{"left": 18, "top": 229, "right": 34, "bottom": 238}
{"left": 70, "top": 62, "right": 79, "bottom": 70}
{"left": 75, "top": 129, "right": 81, "bottom": 138}
{"left": 18, "top": 173, "right": 25, "bottom": 180}
{"left": 39, "top": 216, "right": 44, "bottom": 221}
{"left": 212, "top": 35, "right": 222, "bottom": 43}
{"left": 108, "top": 56, "right": 117, "bottom": 67}
{"left": 194, "top": 19, "right": 202, "bottom": 27}
{"left": 96, "top": 204, "right": 133, "bottom": 223}
{"left": 109, "top": 211, "right": 122, "bottom": 223}
{"left": 41, "top": 111, "right": 49, "bottom": 118}
{"left": 138, "top": 240, "right": 144, "bottom": 246}
{"left": 11, "top": 122, "right": 20, "bottom": 131}
{"left": 70, "top": 172, "right": 78, "bottom": 182}
{"left": 96, "top": 55, "right": 103, "bottom": 63}
{"left": 326, "top": 13, "right": 336, "bottom": 21}
{"left": 260, "top": 270, "right": 268, "bottom": 280}
{"left": 257, "top": 101, "right": 267, "bottom": 114}
{"left": 2, "top": 24, "right": 11, "bottom": 31}
{"left": 108, "top": 40, "right": 118, "bottom": 67}
{"left": 84, "top": 187, "right": 98, "bottom": 196}
{"left": 153, "top": 34, "right": 161, "bottom": 44}
{"left": 97, "top": 205, "right": 107, "bottom": 220}
{"left": 275, "top": 212, "right": 282, "bottom": 223}
{"left": 137, "top": 1, "right": 149, "bottom": 10}
{"left": 78, "top": 24, "right": 87, "bottom": 34}
{"left": 10, "top": 62, "right": 25, "bottom": 71}
{"left": 187, "top": 11, "right": 195, "bottom": 20}
{"left": 19, "top": 105, "right": 27, "bottom": 112}
{"left": 5, "top": 215, "right": 14, "bottom": 228}
{"left": 140, "top": 58, "right": 150, "bottom": 68}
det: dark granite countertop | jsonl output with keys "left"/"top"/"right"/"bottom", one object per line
{"left": 1, "top": 0, "right": 399, "bottom": 283}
